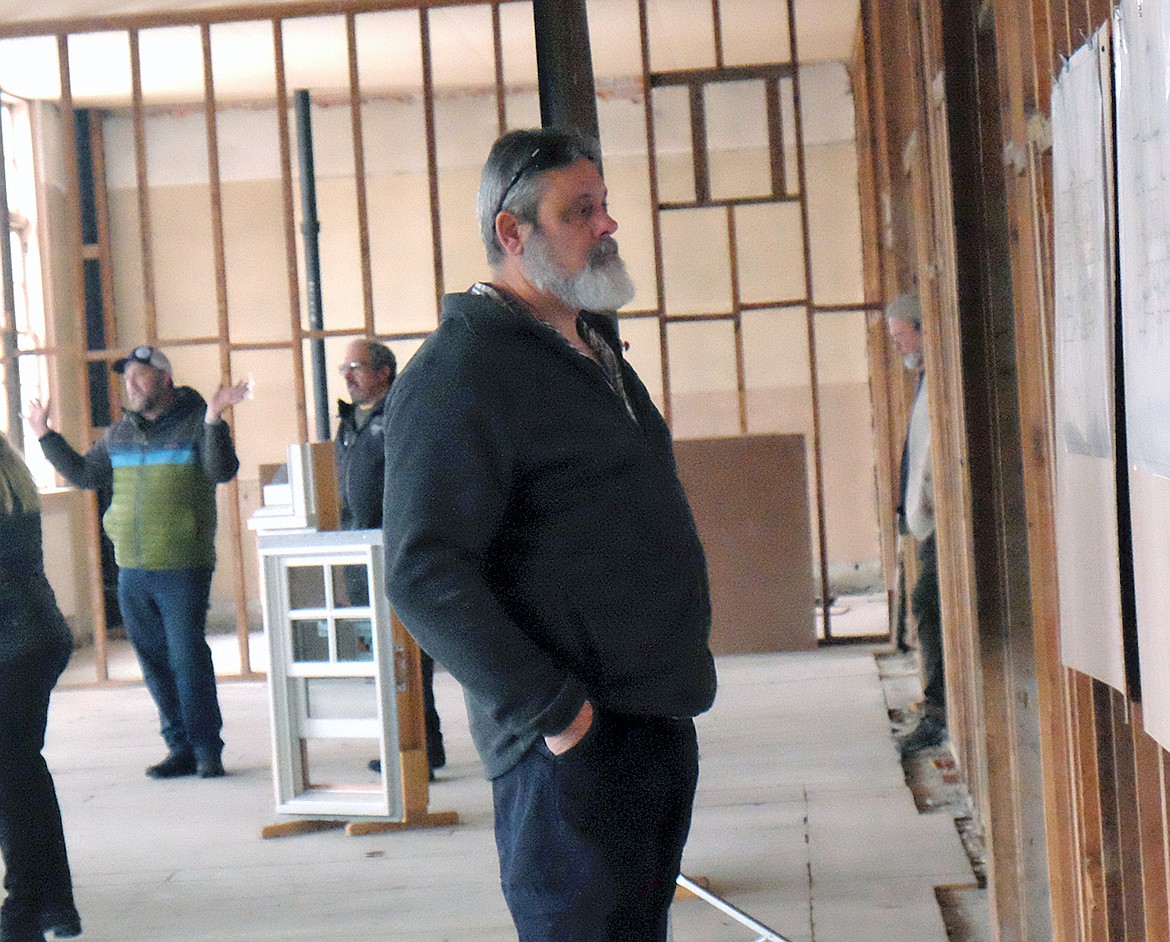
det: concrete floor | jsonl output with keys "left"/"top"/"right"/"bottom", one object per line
{"left": 41, "top": 597, "right": 975, "bottom": 942}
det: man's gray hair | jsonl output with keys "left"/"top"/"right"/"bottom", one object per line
{"left": 885, "top": 292, "right": 922, "bottom": 330}
{"left": 363, "top": 340, "right": 397, "bottom": 384}
{"left": 477, "top": 127, "right": 603, "bottom": 268}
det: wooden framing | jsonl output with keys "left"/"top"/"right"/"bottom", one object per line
{"left": 859, "top": 0, "right": 1170, "bottom": 937}
{"left": 54, "top": 35, "right": 112, "bottom": 683}
{"left": 0, "top": 0, "right": 496, "bottom": 39}
{"left": 418, "top": 6, "right": 444, "bottom": 314}
{"left": 345, "top": 13, "right": 375, "bottom": 336}
{"left": 637, "top": 0, "right": 843, "bottom": 635}
{"left": 853, "top": 0, "right": 901, "bottom": 617}
{"left": 201, "top": 22, "right": 255, "bottom": 677}
{"left": 128, "top": 30, "right": 158, "bottom": 340}
{"left": 635, "top": 0, "right": 671, "bottom": 431}
{"left": 34, "top": 0, "right": 1170, "bottom": 935}
{"left": 271, "top": 19, "right": 309, "bottom": 445}
{"left": 1132, "top": 703, "right": 1170, "bottom": 940}
{"left": 0, "top": 0, "right": 880, "bottom": 688}
{"left": 785, "top": 0, "right": 832, "bottom": 636}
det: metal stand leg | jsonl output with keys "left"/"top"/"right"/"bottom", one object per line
{"left": 674, "top": 874, "right": 795, "bottom": 942}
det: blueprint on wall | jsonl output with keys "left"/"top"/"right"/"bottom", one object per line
{"left": 1116, "top": 0, "right": 1170, "bottom": 478}
{"left": 1052, "top": 28, "right": 1114, "bottom": 460}
{"left": 1051, "top": 25, "right": 1125, "bottom": 694}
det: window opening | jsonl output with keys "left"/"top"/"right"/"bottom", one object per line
{"left": 0, "top": 93, "right": 51, "bottom": 483}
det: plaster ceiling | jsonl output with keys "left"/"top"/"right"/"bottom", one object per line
{"left": 0, "top": 0, "right": 859, "bottom": 106}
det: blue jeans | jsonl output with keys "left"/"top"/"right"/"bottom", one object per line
{"left": 492, "top": 711, "right": 699, "bottom": 942}
{"left": 118, "top": 567, "right": 223, "bottom": 761}
{"left": 0, "top": 645, "right": 76, "bottom": 942}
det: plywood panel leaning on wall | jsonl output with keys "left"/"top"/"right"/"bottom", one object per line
{"left": 673, "top": 433, "right": 816, "bottom": 653}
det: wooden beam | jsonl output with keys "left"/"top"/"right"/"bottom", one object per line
{"left": 202, "top": 22, "right": 254, "bottom": 678}
{"left": 635, "top": 0, "right": 670, "bottom": 425}
{"left": 346, "top": 13, "right": 375, "bottom": 336}
{"left": 128, "top": 29, "right": 158, "bottom": 341}
{"left": 1132, "top": 704, "right": 1170, "bottom": 939}
{"left": 988, "top": 0, "right": 1080, "bottom": 935}
{"left": 56, "top": 35, "right": 110, "bottom": 685}
{"left": 0, "top": 0, "right": 507, "bottom": 40}
{"left": 272, "top": 18, "right": 310, "bottom": 444}
{"left": 419, "top": 8, "right": 444, "bottom": 314}
{"left": 786, "top": 0, "right": 831, "bottom": 636}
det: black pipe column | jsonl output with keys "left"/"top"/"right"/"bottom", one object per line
{"left": 533, "top": 0, "right": 600, "bottom": 144}
{"left": 294, "top": 89, "right": 331, "bottom": 442}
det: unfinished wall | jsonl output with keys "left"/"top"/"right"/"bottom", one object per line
{"left": 0, "top": 0, "right": 880, "bottom": 678}
{"left": 96, "top": 63, "right": 879, "bottom": 603}
{"left": 860, "top": 0, "right": 1170, "bottom": 938}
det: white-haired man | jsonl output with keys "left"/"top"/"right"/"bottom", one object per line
{"left": 885, "top": 293, "right": 948, "bottom": 755}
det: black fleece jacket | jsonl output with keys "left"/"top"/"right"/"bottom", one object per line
{"left": 0, "top": 510, "right": 72, "bottom": 669}
{"left": 382, "top": 288, "right": 716, "bottom": 778}
{"left": 335, "top": 393, "right": 388, "bottom": 531}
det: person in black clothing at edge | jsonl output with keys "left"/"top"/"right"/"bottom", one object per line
{"left": 381, "top": 126, "right": 717, "bottom": 941}
{"left": 0, "top": 432, "right": 81, "bottom": 942}
{"left": 334, "top": 338, "right": 445, "bottom": 779}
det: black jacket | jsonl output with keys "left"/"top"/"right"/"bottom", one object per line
{"left": 336, "top": 394, "right": 388, "bottom": 531}
{"left": 0, "top": 509, "right": 72, "bottom": 669}
{"left": 382, "top": 288, "right": 717, "bottom": 778}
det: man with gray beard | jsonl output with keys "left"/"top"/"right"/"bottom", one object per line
{"left": 382, "top": 127, "right": 716, "bottom": 941}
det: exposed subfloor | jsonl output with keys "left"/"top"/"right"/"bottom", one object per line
{"left": 876, "top": 648, "right": 991, "bottom": 942}
{"left": 42, "top": 612, "right": 977, "bottom": 941}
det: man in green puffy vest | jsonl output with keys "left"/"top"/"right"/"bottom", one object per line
{"left": 30, "top": 346, "right": 248, "bottom": 780}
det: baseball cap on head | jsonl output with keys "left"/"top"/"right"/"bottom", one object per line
{"left": 113, "top": 345, "right": 172, "bottom": 375}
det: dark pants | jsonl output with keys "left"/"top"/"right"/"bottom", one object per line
{"left": 118, "top": 567, "right": 223, "bottom": 761}
{"left": 912, "top": 534, "right": 945, "bottom": 720}
{"left": 419, "top": 651, "right": 445, "bottom": 769}
{"left": 893, "top": 549, "right": 910, "bottom": 651}
{"left": 0, "top": 646, "right": 76, "bottom": 942}
{"left": 492, "top": 711, "right": 699, "bottom": 942}
{"left": 344, "top": 564, "right": 444, "bottom": 769}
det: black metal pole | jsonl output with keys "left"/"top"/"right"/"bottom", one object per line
{"left": 532, "top": 0, "right": 600, "bottom": 146}
{"left": 294, "top": 89, "right": 330, "bottom": 442}
{"left": 0, "top": 101, "right": 22, "bottom": 452}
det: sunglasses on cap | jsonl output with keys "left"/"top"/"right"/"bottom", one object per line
{"left": 113, "top": 345, "right": 172, "bottom": 375}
